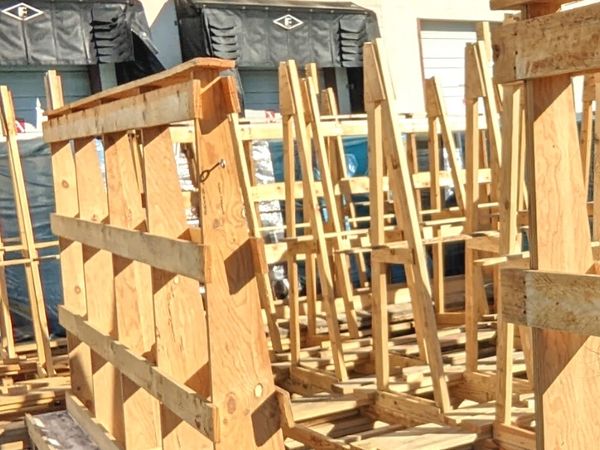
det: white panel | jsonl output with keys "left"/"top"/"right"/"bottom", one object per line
{"left": 420, "top": 20, "right": 477, "bottom": 117}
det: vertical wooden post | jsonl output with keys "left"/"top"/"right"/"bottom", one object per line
{"left": 105, "top": 132, "right": 161, "bottom": 448}
{"left": 229, "top": 117, "right": 284, "bottom": 353}
{"left": 44, "top": 70, "right": 93, "bottom": 410}
{"left": 522, "top": 4, "right": 600, "bottom": 447}
{"left": 73, "top": 137, "right": 124, "bottom": 444}
{"left": 495, "top": 83, "right": 522, "bottom": 424}
{"left": 196, "top": 73, "right": 285, "bottom": 447}
{"left": 143, "top": 125, "right": 212, "bottom": 449}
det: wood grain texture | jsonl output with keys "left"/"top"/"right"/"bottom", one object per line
{"left": 516, "top": 3, "right": 600, "bottom": 447}
{"left": 142, "top": 126, "right": 212, "bottom": 450}
{"left": 104, "top": 132, "right": 161, "bottom": 449}
{"left": 73, "top": 137, "right": 124, "bottom": 444}
{"left": 493, "top": 2, "right": 600, "bottom": 82}
{"left": 490, "top": 0, "right": 571, "bottom": 11}
{"left": 44, "top": 81, "right": 199, "bottom": 143}
{"left": 196, "top": 72, "right": 284, "bottom": 448}
{"left": 58, "top": 307, "right": 217, "bottom": 440}
{"left": 50, "top": 215, "right": 208, "bottom": 282}
{"left": 45, "top": 71, "right": 93, "bottom": 411}
{"left": 46, "top": 57, "right": 233, "bottom": 118}
{"left": 502, "top": 269, "right": 600, "bottom": 336}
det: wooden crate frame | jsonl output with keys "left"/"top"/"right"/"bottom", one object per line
{"left": 42, "top": 60, "right": 285, "bottom": 449}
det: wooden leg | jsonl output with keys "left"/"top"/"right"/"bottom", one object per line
{"left": 465, "top": 247, "right": 479, "bottom": 372}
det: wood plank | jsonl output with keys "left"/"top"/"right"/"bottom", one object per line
{"left": 73, "top": 137, "right": 124, "bottom": 444}
{"left": 45, "top": 71, "right": 93, "bottom": 411}
{"left": 44, "top": 81, "right": 199, "bottom": 143}
{"left": 493, "top": 2, "right": 600, "bottom": 82}
{"left": 65, "top": 395, "right": 122, "bottom": 450}
{"left": 491, "top": 0, "right": 574, "bottom": 10}
{"left": 195, "top": 72, "right": 284, "bottom": 448}
{"left": 26, "top": 410, "right": 106, "bottom": 450}
{"left": 366, "top": 53, "right": 389, "bottom": 391}
{"left": 142, "top": 126, "right": 212, "bottom": 449}
{"left": 104, "top": 131, "right": 161, "bottom": 449}
{"left": 349, "top": 423, "right": 477, "bottom": 450}
{"left": 493, "top": 423, "right": 536, "bottom": 450}
{"left": 58, "top": 306, "right": 217, "bottom": 440}
{"left": 50, "top": 215, "right": 209, "bottom": 282}
{"left": 47, "top": 57, "right": 234, "bottom": 118}
{"left": 501, "top": 268, "right": 600, "bottom": 336}
{"left": 516, "top": 3, "right": 600, "bottom": 448}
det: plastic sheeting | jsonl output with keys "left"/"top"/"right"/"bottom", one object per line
{"left": 176, "top": 0, "right": 379, "bottom": 68}
{"left": 0, "top": 134, "right": 62, "bottom": 341}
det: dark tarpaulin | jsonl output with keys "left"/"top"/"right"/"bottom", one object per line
{"left": 0, "top": 0, "right": 162, "bottom": 69}
{"left": 175, "top": 0, "right": 380, "bottom": 68}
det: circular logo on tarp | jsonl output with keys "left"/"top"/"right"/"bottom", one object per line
{"left": 2, "top": 2, "right": 44, "bottom": 21}
{"left": 273, "top": 14, "right": 303, "bottom": 31}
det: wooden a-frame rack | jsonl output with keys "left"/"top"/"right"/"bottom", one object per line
{"left": 27, "top": 61, "right": 286, "bottom": 449}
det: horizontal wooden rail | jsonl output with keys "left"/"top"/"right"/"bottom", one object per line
{"left": 59, "top": 306, "right": 220, "bottom": 442}
{"left": 490, "top": 0, "right": 571, "bottom": 10}
{"left": 493, "top": 2, "right": 600, "bottom": 82}
{"left": 51, "top": 214, "right": 209, "bottom": 283}
{"left": 44, "top": 81, "right": 200, "bottom": 142}
{"left": 47, "top": 57, "right": 234, "bottom": 118}
{"left": 501, "top": 268, "right": 600, "bottom": 337}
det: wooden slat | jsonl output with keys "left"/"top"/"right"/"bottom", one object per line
{"left": 65, "top": 395, "right": 122, "bottom": 450}
{"left": 104, "top": 131, "right": 161, "bottom": 448}
{"left": 196, "top": 71, "right": 284, "bottom": 447}
{"left": 501, "top": 269, "right": 600, "bottom": 336}
{"left": 44, "top": 81, "right": 199, "bottom": 142}
{"left": 58, "top": 306, "right": 218, "bottom": 441}
{"left": 50, "top": 215, "right": 209, "bottom": 282}
{"left": 349, "top": 423, "right": 476, "bottom": 450}
{"left": 73, "top": 137, "right": 124, "bottom": 444}
{"left": 47, "top": 57, "right": 234, "bottom": 118}
{"left": 45, "top": 70, "right": 94, "bottom": 411}
{"left": 493, "top": 2, "right": 600, "bottom": 82}
{"left": 142, "top": 125, "right": 212, "bottom": 448}
{"left": 490, "top": 0, "right": 573, "bottom": 10}
{"left": 493, "top": 423, "right": 536, "bottom": 450}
